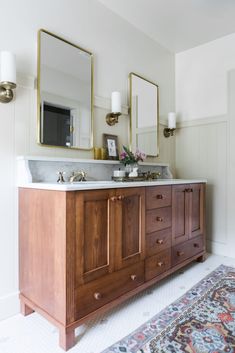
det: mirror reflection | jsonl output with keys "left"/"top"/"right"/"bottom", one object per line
{"left": 38, "top": 29, "right": 93, "bottom": 149}
{"left": 129, "top": 73, "right": 159, "bottom": 156}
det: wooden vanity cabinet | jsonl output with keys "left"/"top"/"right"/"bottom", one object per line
{"left": 19, "top": 182, "right": 206, "bottom": 351}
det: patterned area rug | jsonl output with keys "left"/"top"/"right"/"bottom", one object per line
{"left": 102, "top": 265, "right": 235, "bottom": 353}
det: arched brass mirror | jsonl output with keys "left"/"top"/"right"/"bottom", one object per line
{"left": 129, "top": 72, "right": 159, "bottom": 156}
{"left": 37, "top": 29, "right": 93, "bottom": 150}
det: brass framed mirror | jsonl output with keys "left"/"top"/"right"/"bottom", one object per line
{"left": 37, "top": 29, "right": 93, "bottom": 150}
{"left": 129, "top": 72, "right": 159, "bottom": 156}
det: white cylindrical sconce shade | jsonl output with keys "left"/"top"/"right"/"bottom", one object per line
{"left": 111, "top": 91, "right": 121, "bottom": 113}
{"left": 168, "top": 112, "right": 176, "bottom": 129}
{"left": 0, "top": 51, "right": 16, "bottom": 84}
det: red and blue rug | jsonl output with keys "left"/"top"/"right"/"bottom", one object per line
{"left": 102, "top": 264, "right": 235, "bottom": 353}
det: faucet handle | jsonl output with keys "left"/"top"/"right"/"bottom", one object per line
{"left": 79, "top": 170, "right": 87, "bottom": 181}
{"left": 57, "top": 171, "right": 66, "bottom": 183}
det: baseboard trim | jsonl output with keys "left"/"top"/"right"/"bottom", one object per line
{"left": 207, "top": 240, "right": 234, "bottom": 258}
{"left": 0, "top": 292, "right": 20, "bottom": 320}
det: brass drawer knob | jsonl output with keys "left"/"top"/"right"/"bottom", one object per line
{"left": 156, "top": 239, "right": 164, "bottom": 244}
{"left": 117, "top": 195, "right": 124, "bottom": 201}
{"left": 177, "top": 251, "right": 184, "bottom": 257}
{"left": 157, "top": 261, "right": 164, "bottom": 267}
{"left": 156, "top": 217, "right": 163, "bottom": 222}
{"left": 130, "top": 274, "right": 137, "bottom": 281}
{"left": 194, "top": 243, "right": 199, "bottom": 248}
{"left": 156, "top": 194, "right": 163, "bottom": 199}
{"left": 94, "top": 292, "right": 102, "bottom": 300}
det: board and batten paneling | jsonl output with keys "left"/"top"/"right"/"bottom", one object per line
{"left": 176, "top": 119, "right": 228, "bottom": 255}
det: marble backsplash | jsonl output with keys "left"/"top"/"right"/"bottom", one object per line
{"left": 17, "top": 157, "right": 173, "bottom": 184}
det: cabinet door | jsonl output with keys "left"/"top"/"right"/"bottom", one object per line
{"left": 172, "top": 185, "right": 189, "bottom": 245}
{"left": 114, "top": 187, "right": 145, "bottom": 270}
{"left": 75, "top": 189, "right": 115, "bottom": 286}
{"left": 189, "top": 183, "right": 205, "bottom": 239}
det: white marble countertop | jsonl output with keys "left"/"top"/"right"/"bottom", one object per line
{"left": 18, "top": 179, "right": 207, "bottom": 191}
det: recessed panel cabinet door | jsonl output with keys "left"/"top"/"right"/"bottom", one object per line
{"left": 75, "top": 189, "right": 115, "bottom": 286}
{"left": 172, "top": 185, "right": 189, "bottom": 245}
{"left": 189, "top": 183, "right": 205, "bottom": 239}
{"left": 114, "top": 187, "right": 145, "bottom": 270}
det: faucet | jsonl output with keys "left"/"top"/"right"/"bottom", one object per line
{"left": 145, "top": 171, "right": 161, "bottom": 180}
{"left": 57, "top": 171, "right": 65, "bottom": 183}
{"left": 69, "top": 170, "right": 87, "bottom": 183}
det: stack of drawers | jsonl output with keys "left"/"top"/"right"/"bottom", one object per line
{"left": 145, "top": 186, "right": 172, "bottom": 281}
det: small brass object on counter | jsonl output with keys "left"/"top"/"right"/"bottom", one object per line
{"left": 94, "top": 147, "right": 101, "bottom": 159}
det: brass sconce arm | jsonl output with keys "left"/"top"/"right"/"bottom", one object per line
{"left": 0, "top": 82, "right": 16, "bottom": 103}
{"left": 106, "top": 112, "right": 121, "bottom": 126}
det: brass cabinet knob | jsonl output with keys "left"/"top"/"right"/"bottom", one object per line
{"left": 156, "top": 239, "right": 164, "bottom": 244}
{"left": 156, "top": 217, "right": 163, "bottom": 222}
{"left": 157, "top": 262, "right": 164, "bottom": 267}
{"left": 194, "top": 243, "right": 199, "bottom": 248}
{"left": 156, "top": 194, "right": 163, "bottom": 199}
{"left": 117, "top": 195, "right": 124, "bottom": 201}
{"left": 94, "top": 292, "right": 102, "bottom": 300}
{"left": 177, "top": 251, "right": 184, "bottom": 257}
{"left": 130, "top": 274, "right": 137, "bottom": 281}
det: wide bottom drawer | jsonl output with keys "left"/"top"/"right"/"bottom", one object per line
{"left": 172, "top": 235, "right": 204, "bottom": 266}
{"left": 75, "top": 261, "right": 144, "bottom": 319}
{"left": 145, "top": 249, "right": 171, "bottom": 281}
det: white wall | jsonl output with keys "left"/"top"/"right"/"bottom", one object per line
{"left": 0, "top": 0, "right": 175, "bottom": 319}
{"left": 175, "top": 33, "right": 235, "bottom": 258}
{"left": 176, "top": 33, "right": 235, "bottom": 121}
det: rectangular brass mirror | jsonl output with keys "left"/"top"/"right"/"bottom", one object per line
{"left": 37, "top": 29, "right": 93, "bottom": 150}
{"left": 129, "top": 72, "right": 159, "bottom": 156}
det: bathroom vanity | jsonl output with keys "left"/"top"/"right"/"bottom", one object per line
{"left": 19, "top": 178, "right": 206, "bottom": 350}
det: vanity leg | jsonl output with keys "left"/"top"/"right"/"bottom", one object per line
{"left": 59, "top": 327, "right": 75, "bottom": 351}
{"left": 20, "top": 300, "right": 34, "bottom": 316}
{"left": 197, "top": 253, "right": 207, "bottom": 263}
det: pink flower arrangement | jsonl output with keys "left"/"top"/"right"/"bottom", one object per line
{"left": 119, "top": 145, "right": 146, "bottom": 165}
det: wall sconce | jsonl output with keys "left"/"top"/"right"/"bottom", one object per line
{"left": 0, "top": 51, "right": 17, "bottom": 103}
{"left": 164, "top": 112, "right": 176, "bottom": 137}
{"left": 106, "top": 91, "right": 122, "bottom": 126}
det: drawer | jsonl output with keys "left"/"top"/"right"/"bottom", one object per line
{"left": 75, "top": 262, "right": 144, "bottom": 319}
{"left": 146, "top": 206, "right": 172, "bottom": 233}
{"left": 145, "top": 249, "right": 171, "bottom": 281}
{"left": 146, "top": 186, "right": 172, "bottom": 210}
{"left": 172, "top": 235, "right": 204, "bottom": 266}
{"left": 146, "top": 228, "right": 172, "bottom": 257}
